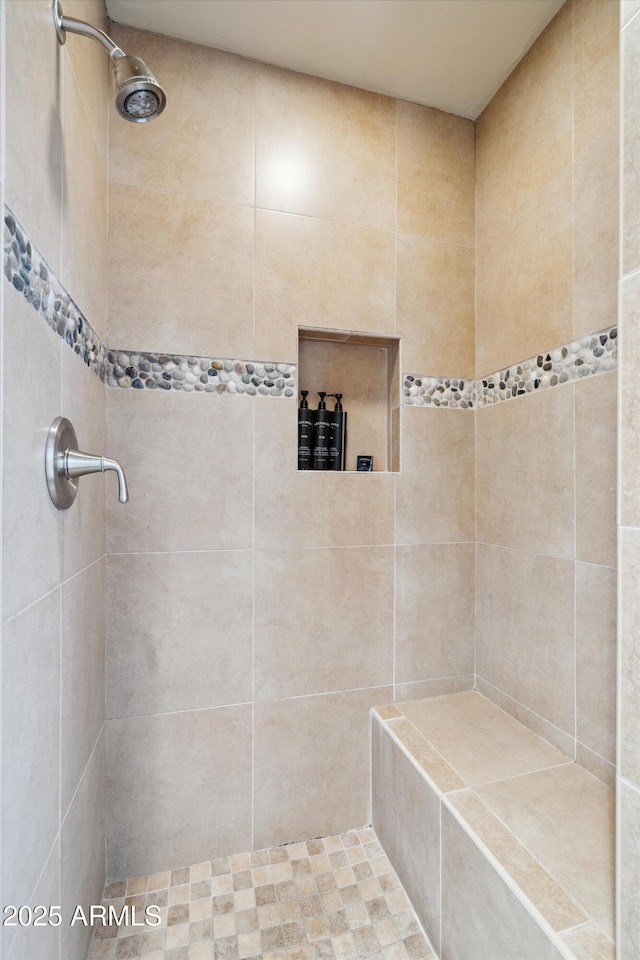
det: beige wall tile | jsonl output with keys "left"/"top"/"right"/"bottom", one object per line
{"left": 61, "top": 732, "right": 105, "bottom": 960}
{"left": 394, "top": 676, "right": 474, "bottom": 703}
{"left": 396, "top": 101, "right": 474, "bottom": 247}
{"left": 575, "top": 563, "right": 617, "bottom": 767}
{"left": 577, "top": 742, "right": 616, "bottom": 790}
{"left": 476, "top": 169, "right": 573, "bottom": 375}
{"left": 62, "top": 55, "right": 108, "bottom": 339}
{"left": 395, "top": 543, "right": 475, "bottom": 684}
{"left": 109, "top": 25, "right": 255, "bottom": 206}
{"left": 400, "top": 691, "right": 569, "bottom": 787}
{"left": 396, "top": 235, "right": 474, "bottom": 377}
{"left": 475, "top": 1, "right": 572, "bottom": 229}
{"left": 256, "top": 65, "right": 396, "bottom": 231}
{"left": 2, "top": 289, "right": 62, "bottom": 621}
{"left": 475, "top": 675, "right": 577, "bottom": 758}
{"left": 559, "top": 921, "right": 615, "bottom": 960}
{"left": 371, "top": 715, "right": 441, "bottom": 951}
{"left": 2, "top": 592, "right": 60, "bottom": 914}
{"left": 254, "top": 400, "right": 395, "bottom": 548}
{"left": 62, "top": 0, "right": 109, "bottom": 163}
{"left": 106, "top": 390, "right": 254, "bottom": 554}
{"left": 476, "top": 544, "right": 576, "bottom": 735}
{"left": 255, "top": 210, "right": 395, "bottom": 362}
{"left": 573, "top": 0, "right": 619, "bottom": 160}
{"left": 396, "top": 407, "right": 475, "bottom": 545}
{"left": 107, "top": 550, "right": 253, "bottom": 718}
{"left": 61, "top": 558, "right": 106, "bottom": 814}
{"left": 619, "top": 778, "right": 640, "bottom": 959}
{"left": 573, "top": 128, "right": 619, "bottom": 339}
{"left": 106, "top": 704, "right": 252, "bottom": 879}
{"left": 575, "top": 373, "right": 617, "bottom": 566}
{"left": 61, "top": 347, "right": 106, "bottom": 581}
{"left": 620, "top": 527, "right": 640, "bottom": 786}
{"left": 254, "top": 687, "right": 391, "bottom": 849}
{"left": 255, "top": 546, "right": 393, "bottom": 700}
{"left": 447, "top": 790, "right": 588, "bottom": 933}
{"left": 108, "top": 184, "right": 254, "bottom": 357}
{"left": 298, "top": 339, "right": 391, "bottom": 472}
{"left": 476, "top": 387, "right": 575, "bottom": 557}
{"left": 5, "top": 0, "right": 63, "bottom": 272}
{"left": 623, "top": 14, "right": 640, "bottom": 274}
{"left": 623, "top": 0, "right": 640, "bottom": 24}
{"left": 621, "top": 274, "right": 640, "bottom": 526}
{"left": 440, "top": 805, "right": 564, "bottom": 960}
{"left": 477, "top": 764, "right": 615, "bottom": 940}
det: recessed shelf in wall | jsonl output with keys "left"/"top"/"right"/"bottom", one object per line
{"left": 297, "top": 327, "right": 401, "bottom": 473}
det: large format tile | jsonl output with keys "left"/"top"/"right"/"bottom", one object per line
{"left": 399, "top": 691, "right": 569, "bottom": 787}
{"left": 2, "top": 592, "right": 61, "bottom": 915}
{"left": 395, "top": 543, "right": 475, "bottom": 684}
{"left": 107, "top": 550, "right": 253, "bottom": 718}
{"left": 477, "top": 764, "right": 615, "bottom": 939}
{"left": 396, "top": 407, "right": 475, "bottom": 545}
{"left": 573, "top": 0, "right": 619, "bottom": 161}
{"left": 106, "top": 704, "right": 252, "bottom": 879}
{"left": 623, "top": 13, "right": 640, "bottom": 274}
{"left": 396, "top": 101, "right": 474, "bottom": 247}
{"left": 255, "top": 209, "right": 395, "bottom": 362}
{"left": 61, "top": 558, "right": 106, "bottom": 815}
{"left": 108, "top": 184, "right": 254, "bottom": 357}
{"left": 620, "top": 273, "right": 640, "bottom": 528}
{"left": 62, "top": 0, "right": 109, "bottom": 163}
{"left": 476, "top": 544, "right": 576, "bottom": 735}
{"left": 620, "top": 526, "right": 640, "bottom": 785}
{"left": 619, "top": 777, "right": 640, "bottom": 960}
{"left": 254, "top": 400, "right": 395, "bottom": 548}
{"left": 4, "top": 839, "right": 60, "bottom": 960}
{"left": 440, "top": 805, "right": 564, "bottom": 960}
{"left": 372, "top": 714, "right": 441, "bottom": 952}
{"left": 573, "top": 128, "right": 619, "bottom": 340}
{"left": 61, "top": 733, "right": 106, "bottom": 960}
{"left": 4, "top": 0, "right": 63, "bottom": 273}
{"left": 396, "top": 234, "right": 474, "bottom": 377}
{"left": 109, "top": 25, "right": 255, "bottom": 206}
{"left": 254, "top": 687, "right": 391, "bottom": 849}
{"left": 476, "top": 386, "right": 575, "bottom": 558}
{"left": 61, "top": 347, "right": 106, "bottom": 581}
{"left": 106, "top": 390, "right": 253, "bottom": 554}
{"left": 576, "top": 562, "right": 616, "bottom": 767}
{"left": 255, "top": 546, "right": 393, "bottom": 700}
{"left": 2, "top": 289, "right": 62, "bottom": 620}
{"left": 475, "top": 1, "right": 572, "bottom": 229}
{"left": 62, "top": 54, "right": 108, "bottom": 339}
{"left": 475, "top": 168, "right": 573, "bottom": 376}
{"left": 575, "top": 372, "right": 617, "bottom": 567}
{"left": 256, "top": 64, "right": 396, "bottom": 231}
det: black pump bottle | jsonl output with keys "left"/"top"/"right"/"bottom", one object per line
{"left": 328, "top": 394, "right": 347, "bottom": 471}
{"left": 312, "top": 392, "right": 330, "bottom": 470}
{"left": 298, "top": 391, "right": 313, "bottom": 470}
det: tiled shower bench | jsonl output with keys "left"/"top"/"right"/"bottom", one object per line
{"left": 370, "top": 692, "right": 615, "bottom": 960}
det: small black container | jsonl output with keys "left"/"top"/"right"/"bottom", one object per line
{"left": 328, "top": 394, "right": 347, "bottom": 471}
{"left": 297, "top": 391, "right": 313, "bottom": 470}
{"left": 312, "top": 392, "right": 330, "bottom": 470}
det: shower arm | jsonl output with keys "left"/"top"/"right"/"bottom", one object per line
{"left": 52, "top": 0, "right": 125, "bottom": 59}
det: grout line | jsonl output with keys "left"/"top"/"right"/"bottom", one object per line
{"left": 476, "top": 676, "right": 576, "bottom": 753}
{"left": 475, "top": 539, "right": 616, "bottom": 571}
{"left": 2, "top": 554, "right": 106, "bottom": 628}
{"left": 105, "top": 541, "right": 477, "bottom": 560}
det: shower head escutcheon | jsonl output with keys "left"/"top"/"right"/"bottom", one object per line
{"left": 52, "top": 0, "right": 166, "bottom": 123}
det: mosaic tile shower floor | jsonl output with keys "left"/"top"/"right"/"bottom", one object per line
{"left": 88, "top": 828, "right": 434, "bottom": 960}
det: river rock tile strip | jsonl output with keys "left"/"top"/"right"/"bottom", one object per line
{"left": 88, "top": 828, "right": 435, "bottom": 960}
{"left": 404, "top": 326, "right": 618, "bottom": 409}
{"left": 4, "top": 206, "right": 108, "bottom": 380}
{"left": 107, "top": 351, "right": 297, "bottom": 397}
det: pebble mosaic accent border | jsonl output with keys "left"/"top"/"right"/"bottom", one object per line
{"left": 4, "top": 207, "right": 108, "bottom": 380}
{"left": 108, "top": 350, "right": 297, "bottom": 396}
{"left": 404, "top": 326, "right": 618, "bottom": 409}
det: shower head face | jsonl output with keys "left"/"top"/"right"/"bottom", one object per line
{"left": 113, "top": 55, "right": 166, "bottom": 123}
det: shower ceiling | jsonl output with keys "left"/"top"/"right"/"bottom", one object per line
{"left": 105, "top": 0, "right": 564, "bottom": 120}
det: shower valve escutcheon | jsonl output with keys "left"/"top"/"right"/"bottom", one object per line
{"left": 46, "top": 417, "right": 129, "bottom": 510}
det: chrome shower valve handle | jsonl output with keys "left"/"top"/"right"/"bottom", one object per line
{"left": 46, "top": 417, "right": 129, "bottom": 510}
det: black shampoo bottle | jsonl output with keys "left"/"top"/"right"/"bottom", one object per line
{"left": 328, "top": 394, "right": 347, "bottom": 470}
{"left": 298, "top": 391, "right": 313, "bottom": 470}
{"left": 312, "top": 392, "right": 330, "bottom": 470}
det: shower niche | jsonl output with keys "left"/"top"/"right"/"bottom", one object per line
{"left": 297, "top": 327, "right": 401, "bottom": 473}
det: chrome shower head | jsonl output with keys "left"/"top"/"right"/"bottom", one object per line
{"left": 52, "top": 0, "right": 166, "bottom": 124}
